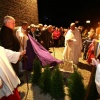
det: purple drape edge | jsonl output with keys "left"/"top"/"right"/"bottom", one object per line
{"left": 24, "top": 39, "right": 37, "bottom": 71}
{"left": 28, "top": 34, "right": 63, "bottom": 66}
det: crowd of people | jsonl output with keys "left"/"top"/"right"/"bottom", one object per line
{"left": 0, "top": 15, "right": 65, "bottom": 100}
{"left": 0, "top": 15, "right": 100, "bottom": 99}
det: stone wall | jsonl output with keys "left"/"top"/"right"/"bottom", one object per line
{"left": 0, "top": 0, "right": 39, "bottom": 27}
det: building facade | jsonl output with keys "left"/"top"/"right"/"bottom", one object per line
{"left": 0, "top": 0, "right": 38, "bottom": 27}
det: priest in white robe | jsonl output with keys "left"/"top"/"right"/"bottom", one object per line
{"left": 62, "top": 23, "right": 82, "bottom": 71}
{"left": 0, "top": 46, "right": 26, "bottom": 100}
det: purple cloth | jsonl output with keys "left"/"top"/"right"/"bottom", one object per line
{"left": 24, "top": 40, "right": 37, "bottom": 71}
{"left": 27, "top": 34, "right": 63, "bottom": 67}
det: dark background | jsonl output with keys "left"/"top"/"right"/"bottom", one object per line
{"left": 38, "top": 0, "right": 100, "bottom": 28}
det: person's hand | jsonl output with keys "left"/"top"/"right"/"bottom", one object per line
{"left": 20, "top": 50, "right": 26, "bottom": 56}
{"left": 19, "top": 50, "right": 26, "bottom": 60}
{"left": 91, "top": 58, "right": 100, "bottom": 66}
{"left": 72, "top": 39, "right": 76, "bottom": 41}
{"left": 41, "top": 41, "right": 43, "bottom": 44}
{"left": 68, "top": 39, "right": 72, "bottom": 42}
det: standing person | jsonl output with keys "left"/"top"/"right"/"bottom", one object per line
{"left": 63, "top": 23, "right": 82, "bottom": 66}
{"left": 40, "top": 25, "right": 53, "bottom": 50}
{"left": 52, "top": 27, "right": 61, "bottom": 47}
{"left": 83, "top": 28, "right": 95, "bottom": 60}
{"left": 94, "top": 22, "right": 100, "bottom": 58}
{"left": 0, "top": 46, "right": 26, "bottom": 100}
{"left": 0, "top": 15, "right": 21, "bottom": 78}
{"left": 35, "top": 23, "right": 43, "bottom": 43}
{"left": 28, "top": 24, "right": 37, "bottom": 40}
{"left": 96, "top": 22, "right": 100, "bottom": 39}
{"left": 16, "top": 21, "right": 29, "bottom": 72}
{"left": 16, "top": 21, "right": 29, "bottom": 51}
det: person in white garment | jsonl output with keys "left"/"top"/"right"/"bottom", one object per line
{"left": 92, "top": 58, "right": 100, "bottom": 96}
{"left": 16, "top": 21, "right": 28, "bottom": 51}
{"left": 0, "top": 46, "right": 26, "bottom": 100}
{"left": 16, "top": 21, "right": 28, "bottom": 72}
{"left": 62, "top": 23, "right": 82, "bottom": 71}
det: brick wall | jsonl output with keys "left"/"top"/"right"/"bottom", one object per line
{"left": 0, "top": 0, "right": 39, "bottom": 27}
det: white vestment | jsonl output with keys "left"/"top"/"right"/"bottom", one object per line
{"left": 63, "top": 28, "right": 82, "bottom": 65}
{"left": 92, "top": 58, "right": 100, "bottom": 94}
{"left": 0, "top": 46, "right": 20, "bottom": 99}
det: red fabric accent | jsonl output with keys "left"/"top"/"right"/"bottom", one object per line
{"left": 87, "top": 42, "right": 95, "bottom": 64}
{"left": 53, "top": 30, "right": 61, "bottom": 39}
{"left": 0, "top": 88, "right": 21, "bottom": 100}
{"left": 87, "top": 54, "right": 95, "bottom": 64}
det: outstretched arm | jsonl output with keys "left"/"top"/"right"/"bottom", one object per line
{"left": 4, "top": 48, "right": 26, "bottom": 63}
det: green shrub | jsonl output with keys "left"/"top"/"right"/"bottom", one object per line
{"left": 31, "top": 58, "right": 42, "bottom": 85}
{"left": 50, "top": 67, "right": 65, "bottom": 100}
{"left": 67, "top": 70, "right": 86, "bottom": 100}
{"left": 39, "top": 65, "right": 51, "bottom": 94}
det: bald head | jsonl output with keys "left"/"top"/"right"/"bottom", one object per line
{"left": 70, "top": 23, "right": 75, "bottom": 30}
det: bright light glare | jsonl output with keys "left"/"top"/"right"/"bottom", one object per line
{"left": 86, "top": 20, "right": 90, "bottom": 23}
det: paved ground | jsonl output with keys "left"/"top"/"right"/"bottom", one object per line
{"left": 18, "top": 47, "right": 91, "bottom": 100}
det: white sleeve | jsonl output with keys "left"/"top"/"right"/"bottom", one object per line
{"left": 4, "top": 49, "right": 20, "bottom": 64}
{"left": 95, "top": 64, "right": 100, "bottom": 94}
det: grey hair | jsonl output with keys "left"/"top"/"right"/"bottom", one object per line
{"left": 47, "top": 25, "right": 52, "bottom": 29}
{"left": 4, "top": 15, "right": 15, "bottom": 24}
{"left": 70, "top": 23, "right": 75, "bottom": 27}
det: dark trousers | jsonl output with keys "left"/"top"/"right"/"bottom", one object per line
{"left": 83, "top": 49, "right": 88, "bottom": 60}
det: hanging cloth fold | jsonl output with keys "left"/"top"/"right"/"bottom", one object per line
{"left": 25, "top": 34, "right": 63, "bottom": 70}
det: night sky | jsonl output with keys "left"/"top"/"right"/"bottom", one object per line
{"left": 38, "top": 0, "right": 100, "bottom": 28}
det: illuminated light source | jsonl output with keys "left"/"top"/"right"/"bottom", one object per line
{"left": 86, "top": 20, "right": 90, "bottom": 23}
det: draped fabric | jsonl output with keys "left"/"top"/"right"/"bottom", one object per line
{"left": 25, "top": 34, "right": 63, "bottom": 71}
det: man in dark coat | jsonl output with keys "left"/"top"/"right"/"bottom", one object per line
{"left": 29, "top": 24, "right": 37, "bottom": 39}
{"left": 0, "top": 15, "right": 21, "bottom": 78}
{"left": 40, "top": 25, "right": 53, "bottom": 50}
